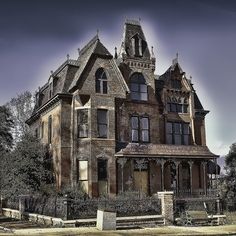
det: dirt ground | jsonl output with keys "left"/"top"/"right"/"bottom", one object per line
{"left": 0, "top": 225, "right": 236, "bottom": 236}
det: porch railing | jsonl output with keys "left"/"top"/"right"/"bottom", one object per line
{"left": 176, "top": 188, "right": 218, "bottom": 198}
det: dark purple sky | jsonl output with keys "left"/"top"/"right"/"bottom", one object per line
{"left": 1, "top": 0, "right": 236, "bottom": 155}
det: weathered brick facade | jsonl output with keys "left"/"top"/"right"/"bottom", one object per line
{"left": 26, "top": 20, "right": 219, "bottom": 198}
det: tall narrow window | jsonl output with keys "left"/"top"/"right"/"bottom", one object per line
{"left": 97, "top": 109, "right": 108, "bottom": 138}
{"left": 130, "top": 73, "right": 148, "bottom": 101}
{"left": 131, "top": 116, "right": 139, "bottom": 142}
{"left": 95, "top": 68, "right": 107, "bottom": 94}
{"left": 98, "top": 159, "right": 107, "bottom": 181}
{"left": 131, "top": 115, "right": 150, "bottom": 143}
{"left": 41, "top": 122, "right": 44, "bottom": 139}
{"left": 77, "top": 109, "right": 88, "bottom": 138}
{"left": 166, "top": 122, "right": 190, "bottom": 145}
{"left": 183, "top": 123, "right": 190, "bottom": 145}
{"left": 48, "top": 115, "right": 52, "bottom": 144}
{"left": 77, "top": 160, "right": 88, "bottom": 193}
{"left": 140, "top": 117, "right": 149, "bottom": 142}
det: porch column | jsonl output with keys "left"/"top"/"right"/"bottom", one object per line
{"left": 214, "top": 158, "right": 218, "bottom": 189}
{"left": 117, "top": 158, "right": 127, "bottom": 193}
{"left": 156, "top": 159, "right": 165, "bottom": 191}
{"left": 174, "top": 160, "right": 180, "bottom": 195}
{"left": 201, "top": 161, "right": 207, "bottom": 195}
{"left": 188, "top": 161, "right": 194, "bottom": 195}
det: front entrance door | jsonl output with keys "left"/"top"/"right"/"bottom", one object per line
{"left": 134, "top": 171, "right": 148, "bottom": 195}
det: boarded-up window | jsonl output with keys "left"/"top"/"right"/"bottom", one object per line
{"left": 78, "top": 160, "right": 88, "bottom": 180}
{"left": 77, "top": 160, "right": 88, "bottom": 193}
{"left": 77, "top": 109, "right": 88, "bottom": 138}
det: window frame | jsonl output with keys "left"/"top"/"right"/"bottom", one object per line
{"left": 97, "top": 159, "right": 108, "bottom": 181}
{"left": 77, "top": 109, "right": 89, "bottom": 138}
{"left": 166, "top": 121, "right": 190, "bottom": 145}
{"left": 95, "top": 68, "right": 108, "bottom": 94}
{"left": 97, "top": 109, "right": 108, "bottom": 138}
{"left": 77, "top": 160, "right": 88, "bottom": 182}
{"left": 130, "top": 73, "right": 148, "bottom": 101}
{"left": 131, "top": 115, "right": 150, "bottom": 143}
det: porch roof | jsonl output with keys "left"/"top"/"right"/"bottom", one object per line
{"left": 115, "top": 143, "right": 218, "bottom": 159}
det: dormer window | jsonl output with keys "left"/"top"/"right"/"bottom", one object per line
{"left": 167, "top": 96, "right": 188, "bottom": 113}
{"left": 95, "top": 68, "right": 107, "bottom": 94}
{"left": 130, "top": 73, "right": 148, "bottom": 101}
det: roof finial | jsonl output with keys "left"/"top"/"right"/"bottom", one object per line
{"left": 151, "top": 46, "right": 155, "bottom": 58}
{"left": 114, "top": 47, "right": 118, "bottom": 59}
{"left": 96, "top": 29, "right": 99, "bottom": 37}
{"left": 176, "top": 52, "right": 178, "bottom": 61}
{"left": 77, "top": 48, "right": 80, "bottom": 56}
{"left": 67, "top": 54, "right": 70, "bottom": 60}
{"left": 50, "top": 70, "right": 54, "bottom": 76}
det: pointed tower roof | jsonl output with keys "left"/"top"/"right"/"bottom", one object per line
{"left": 119, "top": 19, "right": 151, "bottom": 59}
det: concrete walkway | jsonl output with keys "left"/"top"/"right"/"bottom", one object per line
{"left": 0, "top": 225, "right": 236, "bottom": 235}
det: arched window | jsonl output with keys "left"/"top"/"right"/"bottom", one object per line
{"left": 95, "top": 68, "right": 107, "bottom": 94}
{"left": 130, "top": 73, "right": 148, "bottom": 101}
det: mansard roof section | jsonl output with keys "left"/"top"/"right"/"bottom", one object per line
{"left": 115, "top": 143, "right": 218, "bottom": 159}
{"left": 32, "top": 58, "right": 79, "bottom": 112}
{"left": 120, "top": 19, "right": 151, "bottom": 59}
{"left": 69, "top": 35, "right": 112, "bottom": 92}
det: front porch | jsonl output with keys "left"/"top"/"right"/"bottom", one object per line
{"left": 115, "top": 143, "right": 220, "bottom": 199}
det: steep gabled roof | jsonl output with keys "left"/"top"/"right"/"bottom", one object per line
{"left": 69, "top": 35, "right": 112, "bottom": 92}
